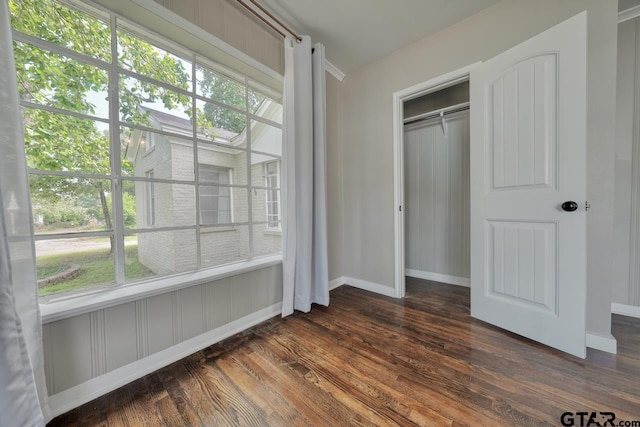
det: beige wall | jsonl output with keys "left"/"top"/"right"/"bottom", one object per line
{"left": 44, "top": 265, "right": 282, "bottom": 395}
{"left": 341, "top": 0, "right": 618, "bottom": 337}
{"left": 153, "top": 0, "right": 284, "bottom": 74}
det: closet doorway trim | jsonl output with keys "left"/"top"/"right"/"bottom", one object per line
{"left": 391, "top": 62, "right": 480, "bottom": 298}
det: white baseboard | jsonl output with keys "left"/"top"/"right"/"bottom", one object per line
{"left": 329, "top": 277, "right": 345, "bottom": 290}
{"left": 342, "top": 276, "right": 396, "bottom": 298}
{"left": 405, "top": 269, "right": 470, "bottom": 287}
{"left": 612, "top": 302, "right": 640, "bottom": 319}
{"left": 586, "top": 332, "right": 617, "bottom": 354}
{"left": 47, "top": 302, "right": 282, "bottom": 419}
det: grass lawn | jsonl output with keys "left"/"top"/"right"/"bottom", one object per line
{"left": 38, "top": 245, "right": 154, "bottom": 296}
{"left": 37, "top": 264, "right": 70, "bottom": 280}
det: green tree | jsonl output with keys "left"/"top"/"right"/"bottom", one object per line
{"left": 10, "top": 0, "right": 192, "bottom": 252}
{"left": 10, "top": 0, "right": 268, "bottom": 254}
{"left": 197, "top": 70, "right": 266, "bottom": 134}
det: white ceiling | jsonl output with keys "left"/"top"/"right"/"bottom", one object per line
{"left": 260, "top": 0, "right": 499, "bottom": 74}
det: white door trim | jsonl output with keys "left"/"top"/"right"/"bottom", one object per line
{"left": 619, "top": 5, "right": 640, "bottom": 24}
{"left": 392, "top": 62, "right": 480, "bottom": 298}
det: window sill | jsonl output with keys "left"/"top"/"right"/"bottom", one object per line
{"left": 40, "top": 255, "right": 282, "bottom": 324}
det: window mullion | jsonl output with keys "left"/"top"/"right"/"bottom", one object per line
{"left": 19, "top": 101, "right": 109, "bottom": 124}
{"left": 246, "top": 77, "right": 254, "bottom": 260}
{"left": 192, "top": 57, "right": 202, "bottom": 270}
{"left": 11, "top": 30, "right": 111, "bottom": 70}
{"left": 110, "top": 14, "right": 126, "bottom": 285}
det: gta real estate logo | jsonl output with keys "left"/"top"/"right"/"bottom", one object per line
{"left": 560, "top": 412, "right": 640, "bottom": 426}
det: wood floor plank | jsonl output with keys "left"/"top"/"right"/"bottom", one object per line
{"left": 297, "top": 309, "right": 560, "bottom": 426}
{"left": 47, "top": 280, "right": 640, "bottom": 426}
{"left": 252, "top": 333, "right": 382, "bottom": 426}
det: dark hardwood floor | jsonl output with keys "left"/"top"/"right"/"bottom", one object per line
{"left": 48, "top": 279, "right": 640, "bottom": 426}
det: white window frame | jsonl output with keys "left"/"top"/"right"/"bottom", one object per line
{"left": 11, "top": 0, "right": 284, "bottom": 319}
{"left": 145, "top": 170, "right": 156, "bottom": 226}
{"left": 198, "top": 164, "right": 233, "bottom": 226}
{"left": 263, "top": 160, "right": 281, "bottom": 230}
{"left": 143, "top": 131, "right": 155, "bottom": 152}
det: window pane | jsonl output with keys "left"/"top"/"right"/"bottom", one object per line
{"left": 199, "top": 186, "right": 247, "bottom": 225}
{"left": 199, "top": 185, "right": 230, "bottom": 225}
{"left": 248, "top": 87, "right": 282, "bottom": 124}
{"left": 119, "top": 74, "right": 192, "bottom": 127}
{"left": 197, "top": 146, "right": 248, "bottom": 186}
{"left": 196, "top": 63, "right": 246, "bottom": 110}
{"left": 198, "top": 164, "right": 229, "bottom": 184}
{"left": 128, "top": 230, "right": 197, "bottom": 280}
{"left": 9, "top": 0, "right": 111, "bottom": 62}
{"left": 252, "top": 224, "right": 282, "bottom": 257}
{"left": 253, "top": 188, "right": 280, "bottom": 224}
{"left": 200, "top": 225, "right": 249, "bottom": 268}
{"left": 236, "top": 120, "right": 282, "bottom": 154}
{"left": 196, "top": 99, "right": 246, "bottom": 142}
{"left": 30, "top": 175, "right": 113, "bottom": 234}
{"left": 122, "top": 180, "right": 196, "bottom": 229}
{"left": 117, "top": 25, "right": 192, "bottom": 92}
{"left": 36, "top": 236, "right": 115, "bottom": 297}
{"left": 120, "top": 126, "right": 195, "bottom": 181}
{"left": 265, "top": 161, "right": 277, "bottom": 175}
{"left": 252, "top": 155, "right": 280, "bottom": 187}
{"left": 24, "top": 109, "right": 110, "bottom": 175}
{"left": 14, "top": 42, "right": 109, "bottom": 118}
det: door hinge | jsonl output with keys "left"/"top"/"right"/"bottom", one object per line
{"left": 399, "top": 205, "right": 402, "bottom": 212}
{"left": 585, "top": 201, "right": 591, "bottom": 211}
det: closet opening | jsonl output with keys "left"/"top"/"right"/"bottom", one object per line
{"left": 392, "top": 63, "right": 478, "bottom": 298}
{"left": 403, "top": 81, "right": 470, "bottom": 291}
{"left": 403, "top": 81, "right": 470, "bottom": 292}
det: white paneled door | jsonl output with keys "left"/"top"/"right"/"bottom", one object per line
{"left": 470, "top": 12, "right": 587, "bottom": 358}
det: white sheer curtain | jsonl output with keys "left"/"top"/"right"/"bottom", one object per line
{"left": 0, "top": 0, "right": 50, "bottom": 424}
{"left": 281, "top": 36, "right": 329, "bottom": 316}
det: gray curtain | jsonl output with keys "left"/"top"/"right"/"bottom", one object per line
{"left": 281, "top": 36, "right": 329, "bottom": 316}
{"left": 0, "top": 0, "right": 49, "bottom": 424}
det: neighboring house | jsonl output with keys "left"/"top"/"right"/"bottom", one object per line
{"left": 124, "top": 104, "right": 282, "bottom": 275}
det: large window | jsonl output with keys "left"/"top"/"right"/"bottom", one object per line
{"left": 10, "top": 0, "right": 283, "bottom": 299}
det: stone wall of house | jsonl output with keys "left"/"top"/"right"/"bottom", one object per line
{"left": 136, "top": 136, "right": 281, "bottom": 275}
{"left": 136, "top": 133, "right": 179, "bottom": 274}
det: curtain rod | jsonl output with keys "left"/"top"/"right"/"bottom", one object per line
{"left": 235, "top": 0, "right": 302, "bottom": 42}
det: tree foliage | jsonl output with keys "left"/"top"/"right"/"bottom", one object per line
{"left": 10, "top": 0, "right": 191, "bottom": 247}
{"left": 10, "top": 0, "right": 266, "bottom": 249}
{"left": 197, "top": 70, "right": 267, "bottom": 135}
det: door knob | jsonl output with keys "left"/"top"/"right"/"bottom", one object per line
{"left": 561, "top": 201, "right": 578, "bottom": 212}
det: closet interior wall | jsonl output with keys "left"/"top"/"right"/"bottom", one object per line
{"left": 403, "top": 82, "right": 470, "bottom": 286}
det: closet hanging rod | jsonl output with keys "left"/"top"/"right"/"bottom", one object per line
{"left": 404, "top": 102, "right": 470, "bottom": 125}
